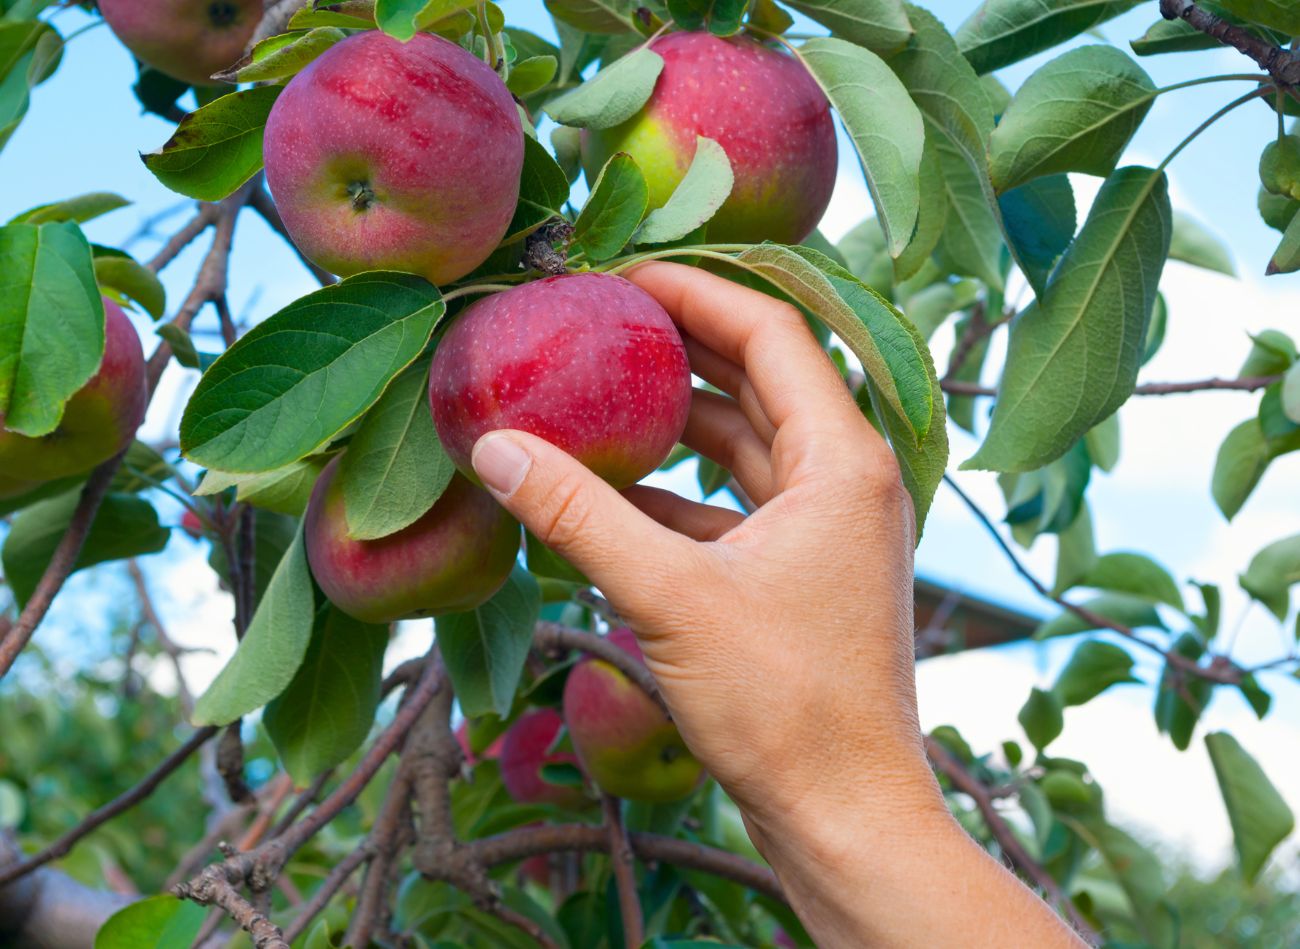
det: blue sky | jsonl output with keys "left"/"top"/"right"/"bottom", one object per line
{"left": 7, "top": 2, "right": 1300, "bottom": 869}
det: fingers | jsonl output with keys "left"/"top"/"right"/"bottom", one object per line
{"left": 623, "top": 485, "right": 745, "bottom": 541}
{"left": 471, "top": 430, "right": 704, "bottom": 604}
{"left": 627, "top": 261, "right": 860, "bottom": 432}
{"left": 684, "top": 338, "right": 777, "bottom": 446}
{"left": 683, "top": 390, "right": 774, "bottom": 505}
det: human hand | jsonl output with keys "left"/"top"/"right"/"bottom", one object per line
{"left": 468, "top": 261, "right": 936, "bottom": 838}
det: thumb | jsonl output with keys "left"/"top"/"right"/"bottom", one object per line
{"left": 471, "top": 430, "right": 696, "bottom": 601}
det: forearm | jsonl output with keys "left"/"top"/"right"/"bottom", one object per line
{"left": 746, "top": 763, "right": 1089, "bottom": 948}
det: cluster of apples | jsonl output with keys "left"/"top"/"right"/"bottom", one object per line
{"left": 474, "top": 629, "right": 703, "bottom": 806}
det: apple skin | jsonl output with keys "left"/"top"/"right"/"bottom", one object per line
{"left": 499, "top": 708, "right": 588, "bottom": 809}
{"left": 581, "top": 31, "right": 837, "bottom": 246}
{"left": 263, "top": 30, "right": 524, "bottom": 286}
{"left": 98, "top": 0, "right": 261, "bottom": 86}
{"left": 180, "top": 510, "right": 205, "bottom": 539}
{"left": 563, "top": 628, "right": 703, "bottom": 803}
{"left": 303, "top": 457, "right": 520, "bottom": 624}
{"left": 0, "top": 298, "right": 146, "bottom": 498}
{"left": 429, "top": 273, "right": 691, "bottom": 489}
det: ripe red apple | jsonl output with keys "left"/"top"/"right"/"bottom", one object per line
{"left": 428, "top": 273, "right": 691, "bottom": 488}
{"left": 455, "top": 719, "right": 504, "bottom": 765}
{"left": 581, "top": 31, "right": 837, "bottom": 246}
{"left": 563, "top": 628, "right": 703, "bottom": 803}
{"left": 499, "top": 708, "right": 588, "bottom": 809}
{"left": 263, "top": 30, "right": 524, "bottom": 286}
{"left": 303, "top": 458, "right": 520, "bottom": 624}
{"left": 180, "top": 509, "right": 205, "bottom": 539}
{"left": 0, "top": 298, "right": 146, "bottom": 498}
{"left": 98, "top": 0, "right": 261, "bottom": 86}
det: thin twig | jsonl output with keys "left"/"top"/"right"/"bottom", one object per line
{"left": 941, "top": 374, "right": 1280, "bottom": 398}
{"left": 534, "top": 622, "right": 669, "bottom": 715}
{"left": 146, "top": 205, "right": 217, "bottom": 273}
{"left": 925, "top": 737, "right": 1100, "bottom": 946}
{"left": 281, "top": 846, "right": 370, "bottom": 942}
{"left": 603, "top": 795, "right": 645, "bottom": 947}
{"left": 125, "top": 559, "right": 196, "bottom": 715}
{"left": 0, "top": 727, "right": 217, "bottom": 886}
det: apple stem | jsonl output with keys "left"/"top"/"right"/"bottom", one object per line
{"left": 347, "top": 182, "right": 376, "bottom": 213}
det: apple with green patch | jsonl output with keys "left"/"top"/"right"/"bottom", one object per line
{"left": 581, "top": 31, "right": 837, "bottom": 245}
{"left": 303, "top": 458, "right": 519, "bottom": 624}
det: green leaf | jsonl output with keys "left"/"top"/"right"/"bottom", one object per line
{"left": 571, "top": 152, "right": 648, "bottom": 261}
{"left": 1069, "top": 816, "right": 1174, "bottom": 947}
{"left": 634, "top": 137, "right": 734, "bottom": 245}
{"left": 94, "top": 252, "right": 166, "bottom": 321}
{"left": 196, "top": 457, "right": 328, "bottom": 517}
{"left": 505, "top": 134, "right": 570, "bottom": 243}
{"left": 216, "top": 27, "right": 346, "bottom": 83}
{"left": 193, "top": 528, "right": 315, "bottom": 725}
{"left": 156, "top": 324, "right": 201, "bottom": 369}
{"left": 1085, "top": 410, "right": 1120, "bottom": 469}
{"left": 0, "top": 19, "right": 61, "bottom": 152}
{"left": 10, "top": 191, "right": 128, "bottom": 225}
{"left": 1267, "top": 202, "right": 1300, "bottom": 275}
{"left": 1238, "top": 672, "right": 1271, "bottom": 719}
{"left": 112, "top": 440, "right": 175, "bottom": 494}
{"left": 438, "top": 567, "right": 542, "bottom": 718}
{"left": 2, "top": 491, "right": 169, "bottom": 606}
{"left": 94, "top": 894, "right": 207, "bottom": 949}
{"left": 1035, "top": 592, "right": 1165, "bottom": 640}
{"left": 1131, "top": 10, "right": 1225, "bottom": 55}
{"left": 1081, "top": 552, "right": 1183, "bottom": 609}
{"left": 783, "top": 0, "right": 912, "bottom": 54}
{"left": 0, "top": 221, "right": 104, "bottom": 436}
{"left": 1052, "top": 639, "right": 1138, "bottom": 706}
{"left": 666, "top": 0, "right": 748, "bottom": 34}
{"left": 989, "top": 46, "right": 1155, "bottom": 193}
{"left": 800, "top": 37, "right": 924, "bottom": 257}
{"left": 208, "top": 511, "right": 298, "bottom": 609}
{"left": 1155, "top": 631, "right": 1210, "bottom": 751}
{"left": 1283, "top": 362, "right": 1300, "bottom": 425}
{"left": 955, "top": 0, "right": 1143, "bottom": 75}
{"left": 181, "top": 272, "right": 443, "bottom": 474}
{"left": 1242, "top": 328, "right": 1296, "bottom": 376}
{"left": 932, "top": 123, "right": 1005, "bottom": 289}
{"left": 731, "top": 244, "right": 933, "bottom": 442}
{"left": 1169, "top": 209, "right": 1235, "bottom": 276}
{"left": 1018, "top": 686, "right": 1064, "bottom": 749}
{"left": 1239, "top": 532, "right": 1300, "bottom": 621}
{"left": 1206, "top": 731, "right": 1295, "bottom": 883}
{"left": 142, "top": 86, "right": 281, "bottom": 202}
{"left": 1211, "top": 417, "right": 1300, "bottom": 520}
{"left": 964, "top": 167, "right": 1171, "bottom": 472}
{"left": 999, "top": 174, "right": 1076, "bottom": 294}
{"left": 893, "top": 138, "right": 947, "bottom": 280}
{"left": 1217, "top": 0, "right": 1300, "bottom": 35}
{"left": 544, "top": 47, "right": 663, "bottom": 130}
{"left": 506, "top": 55, "right": 558, "bottom": 96}
{"left": 264, "top": 606, "right": 389, "bottom": 784}
{"left": 1053, "top": 501, "right": 1096, "bottom": 595}
{"left": 338, "top": 362, "right": 453, "bottom": 540}
{"left": 544, "top": 0, "right": 639, "bottom": 33}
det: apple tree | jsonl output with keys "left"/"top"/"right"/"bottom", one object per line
{"left": 0, "top": 0, "right": 1298, "bottom": 946}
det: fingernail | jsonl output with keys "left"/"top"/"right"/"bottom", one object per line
{"left": 472, "top": 433, "right": 532, "bottom": 497}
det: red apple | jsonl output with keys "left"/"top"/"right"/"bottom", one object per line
{"left": 455, "top": 719, "right": 503, "bottom": 765}
{"left": 428, "top": 273, "right": 691, "bottom": 489}
{"left": 0, "top": 298, "right": 146, "bottom": 498}
{"left": 563, "top": 628, "right": 703, "bottom": 803}
{"left": 263, "top": 30, "right": 524, "bottom": 286}
{"left": 581, "top": 31, "right": 837, "bottom": 245}
{"left": 98, "top": 0, "right": 261, "bottom": 86}
{"left": 303, "top": 458, "right": 519, "bottom": 624}
{"left": 180, "top": 509, "right": 204, "bottom": 539}
{"left": 499, "top": 708, "right": 588, "bottom": 808}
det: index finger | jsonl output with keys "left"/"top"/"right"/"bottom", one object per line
{"left": 625, "top": 261, "right": 861, "bottom": 432}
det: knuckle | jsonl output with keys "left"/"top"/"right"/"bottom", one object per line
{"left": 534, "top": 472, "right": 596, "bottom": 551}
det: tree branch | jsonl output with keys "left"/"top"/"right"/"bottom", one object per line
{"left": 603, "top": 795, "right": 645, "bottom": 947}
{"left": 925, "top": 737, "right": 1100, "bottom": 946}
{"left": 534, "top": 622, "right": 669, "bottom": 715}
{"left": 0, "top": 727, "right": 217, "bottom": 886}
{"left": 0, "top": 833, "right": 131, "bottom": 949}
{"left": 1160, "top": 0, "right": 1300, "bottom": 87}
{"left": 940, "top": 374, "right": 1280, "bottom": 398}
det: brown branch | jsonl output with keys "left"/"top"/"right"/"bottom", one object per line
{"left": 942, "top": 476, "right": 1245, "bottom": 685}
{"left": 268, "top": 769, "right": 333, "bottom": 840}
{"left": 1160, "top": 0, "right": 1300, "bottom": 87}
{"left": 176, "top": 871, "right": 289, "bottom": 949}
{"left": 463, "top": 824, "right": 786, "bottom": 904}
{"left": 281, "top": 846, "right": 370, "bottom": 942}
{"left": 0, "top": 833, "right": 131, "bottom": 949}
{"left": 925, "top": 737, "right": 1100, "bottom": 945}
{"left": 247, "top": 187, "right": 336, "bottom": 286}
{"left": 126, "top": 559, "right": 195, "bottom": 715}
{"left": 146, "top": 205, "right": 217, "bottom": 273}
{"left": 0, "top": 455, "right": 125, "bottom": 681}
{"left": 534, "top": 622, "right": 669, "bottom": 715}
{"left": 940, "top": 374, "right": 1280, "bottom": 399}
{"left": 217, "top": 725, "right": 254, "bottom": 805}
{"left": 0, "top": 727, "right": 217, "bottom": 886}
{"left": 166, "top": 802, "right": 258, "bottom": 891}
{"left": 344, "top": 769, "right": 413, "bottom": 948}
{"left": 603, "top": 795, "right": 644, "bottom": 947}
